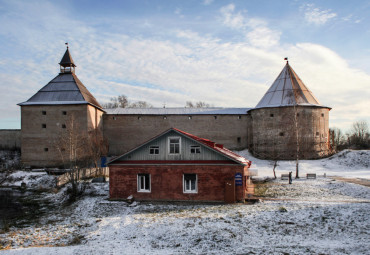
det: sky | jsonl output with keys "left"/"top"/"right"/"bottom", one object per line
{"left": 0, "top": 0, "right": 369, "bottom": 131}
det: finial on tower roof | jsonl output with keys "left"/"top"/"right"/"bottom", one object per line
{"left": 65, "top": 42, "right": 69, "bottom": 49}
{"left": 284, "top": 57, "right": 288, "bottom": 64}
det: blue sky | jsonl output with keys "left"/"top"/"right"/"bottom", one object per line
{"left": 1, "top": 0, "right": 369, "bottom": 131}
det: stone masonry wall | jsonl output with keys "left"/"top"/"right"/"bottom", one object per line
{"left": 249, "top": 106, "right": 330, "bottom": 159}
{"left": 20, "top": 105, "right": 89, "bottom": 167}
{"left": 103, "top": 114, "right": 249, "bottom": 156}
{"left": 0, "top": 130, "right": 21, "bottom": 150}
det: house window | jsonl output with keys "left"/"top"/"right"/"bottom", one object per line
{"left": 270, "top": 114, "right": 274, "bottom": 117}
{"left": 237, "top": 137, "right": 241, "bottom": 143}
{"left": 238, "top": 116, "right": 242, "bottom": 120}
{"left": 183, "top": 174, "right": 197, "bottom": 193}
{"left": 214, "top": 116, "right": 217, "bottom": 120}
{"left": 137, "top": 174, "right": 150, "bottom": 192}
{"left": 188, "top": 116, "right": 192, "bottom": 120}
{"left": 113, "top": 116, "right": 117, "bottom": 120}
{"left": 44, "top": 148, "right": 48, "bottom": 152}
{"left": 163, "top": 116, "right": 167, "bottom": 120}
{"left": 190, "top": 145, "right": 201, "bottom": 154}
{"left": 316, "top": 132, "right": 319, "bottom": 136}
{"left": 279, "top": 132, "right": 284, "bottom": 136}
{"left": 138, "top": 116, "right": 142, "bottom": 120}
{"left": 149, "top": 146, "right": 159, "bottom": 155}
{"left": 62, "top": 124, "right": 66, "bottom": 128}
{"left": 169, "top": 137, "right": 181, "bottom": 154}
{"left": 42, "top": 111, "right": 46, "bottom": 115}
{"left": 62, "top": 111, "right": 67, "bottom": 115}
{"left": 42, "top": 124, "right": 46, "bottom": 128}
{"left": 321, "top": 113, "right": 324, "bottom": 117}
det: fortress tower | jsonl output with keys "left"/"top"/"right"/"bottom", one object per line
{"left": 247, "top": 61, "right": 331, "bottom": 159}
{"left": 18, "top": 46, "right": 104, "bottom": 167}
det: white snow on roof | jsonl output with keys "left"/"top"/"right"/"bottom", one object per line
{"left": 104, "top": 107, "right": 250, "bottom": 115}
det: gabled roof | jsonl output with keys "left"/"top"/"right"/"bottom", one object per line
{"left": 18, "top": 72, "right": 103, "bottom": 110}
{"left": 59, "top": 47, "right": 76, "bottom": 67}
{"left": 105, "top": 108, "right": 250, "bottom": 115}
{"left": 255, "top": 62, "right": 329, "bottom": 109}
{"left": 173, "top": 128, "right": 251, "bottom": 165}
{"left": 108, "top": 128, "right": 251, "bottom": 166}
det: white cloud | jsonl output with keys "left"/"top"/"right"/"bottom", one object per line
{"left": 0, "top": 0, "right": 369, "bottom": 131}
{"left": 203, "top": 0, "right": 214, "bottom": 6}
{"left": 220, "top": 4, "right": 246, "bottom": 29}
{"left": 303, "top": 4, "right": 337, "bottom": 25}
{"left": 246, "top": 27, "right": 281, "bottom": 48}
{"left": 219, "top": 4, "right": 280, "bottom": 49}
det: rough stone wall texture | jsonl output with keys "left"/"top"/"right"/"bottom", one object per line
{"left": 103, "top": 114, "right": 248, "bottom": 156}
{"left": 248, "top": 106, "right": 330, "bottom": 159}
{"left": 20, "top": 105, "right": 103, "bottom": 167}
{"left": 109, "top": 164, "right": 249, "bottom": 202}
{"left": 0, "top": 130, "right": 21, "bottom": 150}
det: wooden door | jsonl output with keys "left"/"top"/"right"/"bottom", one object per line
{"left": 224, "top": 178, "right": 235, "bottom": 203}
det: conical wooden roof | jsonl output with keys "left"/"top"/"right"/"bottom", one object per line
{"left": 255, "top": 63, "right": 323, "bottom": 109}
{"left": 59, "top": 47, "right": 76, "bottom": 67}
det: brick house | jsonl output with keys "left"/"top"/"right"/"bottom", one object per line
{"left": 108, "top": 128, "right": 253, "bottom": 203}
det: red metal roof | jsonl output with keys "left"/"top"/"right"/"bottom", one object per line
{"left": 173, "top": 128, "right": 251, "bottom": 166}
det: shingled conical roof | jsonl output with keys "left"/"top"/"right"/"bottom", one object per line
{"left": 255, "top": 62, "right": 324, "bottom": 109}
{"left": 18, "top": 47, "right": 102, "bottom": 110}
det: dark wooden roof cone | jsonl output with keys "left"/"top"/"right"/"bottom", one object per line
{"left": 18, "top": 45, "right": 103, "bottom": 110}
{"left": 59, "top": 45, "right": 76, "bottom": 73}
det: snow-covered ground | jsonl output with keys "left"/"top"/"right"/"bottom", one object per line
{"left": 236, "top": 149, "right": 370, "bottom": 179}
{"left": 0, "top": 150, "right": 369, "bottom": 254}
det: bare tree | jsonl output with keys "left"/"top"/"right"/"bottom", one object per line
{"left": 329, "top": 127, "right": 345, "bottom": 152}
{"left": 102, "top": 95, "right": 128, "bottom": 108}
{"left": 86, "top": 128, "right": 108, "bottom": 175}
{"left": 185, "top": 101, "right": 194, "bottom": 108}
{"left": 129, "top": 101, "right": 153, "bottom": 108}
{"left": 347, "top": 120, "right": 370, "bottom": 149}
{"left": 54, "top": 114, "right": 90, "bottom": 200}
{"left": 293, "top": 104, "right": 300, "bottom": 178}
{"left": 103, "top": 94, "right": 153, "bottom": 109}
{"left": 185, "top": 101, "right": 212, "bottom": 108}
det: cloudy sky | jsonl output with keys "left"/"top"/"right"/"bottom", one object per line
{"left": 1, "top": 0, "right": 369, "bottom": 131}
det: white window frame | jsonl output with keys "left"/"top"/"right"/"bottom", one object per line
{"left": 149, "top": 145, "right": 159, "bottom": 155}
{"left": 183, "top": 174, "right": 198, "bottom": 194}
{"left": 190, "top": 145, "right": 201, "bottom": 154}
{"left": 168, "top": 136, "right": 181, "bottom": 155}
{"left": 137, "top": 174, "right": 151, "bottom": 193}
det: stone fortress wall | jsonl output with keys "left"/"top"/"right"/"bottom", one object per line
{"left": 0, "top": 129, "right": 21, "bottom": 150}
{"left": 104, "top": 113, "right": 249, "bottom": 156}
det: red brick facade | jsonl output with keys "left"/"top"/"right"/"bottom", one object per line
{"left": 109, "top": 164, "right": 251, "bottom": 202}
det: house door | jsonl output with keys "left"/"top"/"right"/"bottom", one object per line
{"left": 224, "top": 178, "right": 235, "bottom": 203}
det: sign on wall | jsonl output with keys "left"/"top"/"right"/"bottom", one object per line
{"left": 235, "top": 173, "right": 243, "bottom": 186}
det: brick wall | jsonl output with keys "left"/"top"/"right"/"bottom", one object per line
{"left": 109, "top": 164, "right": 250, "bottom": 202}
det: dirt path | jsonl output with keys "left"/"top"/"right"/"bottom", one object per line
{"left": 331, "top": 176, "right": 370, "bottom": 187}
